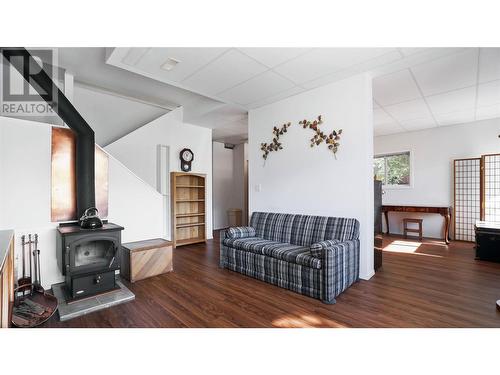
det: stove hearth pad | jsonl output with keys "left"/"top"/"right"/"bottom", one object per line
{"left": 52, "top": 279, "right": 134, "bottom": 322}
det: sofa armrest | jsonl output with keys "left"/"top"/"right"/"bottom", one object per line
{"left": 225, "top": 226, "right": 256, "bottom": 239}
{"left": 321, "top": 239, "right": 360, "bottom": 303}
{"left": 309, "top": 239, "right": 340, "bottom": 258}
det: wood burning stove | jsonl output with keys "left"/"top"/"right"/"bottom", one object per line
{"left": 57, "top": 223, "right": 124, "bottom": 300}
{"left": 2, "top": 48, "right": 130, "bottom": 305}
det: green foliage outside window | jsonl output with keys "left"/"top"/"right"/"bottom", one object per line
{"left": 374, "top": 152, "right": 410, "bottom": 186}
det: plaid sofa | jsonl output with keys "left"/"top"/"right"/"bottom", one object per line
{"left": 219, "top": 212, "right": 360, "bottom": 304}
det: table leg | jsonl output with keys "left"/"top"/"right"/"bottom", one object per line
{"left": 384, "top": 211, "right": 390, "bottom": 235}
{"left": 444, "top": 213, "right": 451, "bottom": 245}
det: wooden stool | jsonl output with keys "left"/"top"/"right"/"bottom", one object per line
{"left": 403, "top": 218, "right": 423, "bottom": 240}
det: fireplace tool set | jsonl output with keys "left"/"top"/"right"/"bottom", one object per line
{"left": 12, "top": 234, "right": 58, "bottom": 328}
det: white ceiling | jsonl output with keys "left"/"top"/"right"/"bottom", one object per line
{"left": 46, "top": 48, "right": 248, "bottom": 145}
{"left": 46, "top": 48, "right": 500, "bottom": 144}
{"left": 373, "top": 48, "right": 500, "bottom": 136}
{"left": 107, "top": 47, "right": 402, "bottom": 109}
{"left": 108, "top": 47, "right": 500, "bottom": 138}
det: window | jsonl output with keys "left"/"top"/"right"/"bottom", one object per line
{"left": 374, "top": 151, "right": 411, "bottom": 187}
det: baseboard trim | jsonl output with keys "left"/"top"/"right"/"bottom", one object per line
{"left": 360, "top": 269, "right": 375, "bottom": 281}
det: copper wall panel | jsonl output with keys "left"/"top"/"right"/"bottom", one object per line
{"left": 51, "top": 127, "right": 109, "bottom": 222}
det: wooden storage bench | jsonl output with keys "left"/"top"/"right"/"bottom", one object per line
{"left": 121, "top": 239, "right": 173, "bottom": 283}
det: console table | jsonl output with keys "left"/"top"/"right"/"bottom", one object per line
{"left": 381, "top": 205, "right": 452, "bottom": 244}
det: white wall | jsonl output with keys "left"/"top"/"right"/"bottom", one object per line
{"left": 0, "top": 116, "right": 164, "bottom": 289}
{"left": 233, "top": 143, "right": 247, "bottom": 224}
{"left": 212, "top": 142, "right": 246, "bottom": 229}
{"left": 105, "top": 107, "right": 213, "bottom": 239}
{"left": 374, "top": 117, "right": 500, "bottom": 239}
{"left": 249, "top": 74, "right": 374, "bottom": 280}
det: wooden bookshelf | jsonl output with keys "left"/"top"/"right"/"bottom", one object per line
{"left": 171, "top": 172, "right": 207, "bottom": 247}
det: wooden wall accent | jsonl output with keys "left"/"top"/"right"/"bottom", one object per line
{"left": 51, "top": 127, "right": 109, "bottom": 222}
{"left": 0, "top": 234, "right": 14, "bottom": 328}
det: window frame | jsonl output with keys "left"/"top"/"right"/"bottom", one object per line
{"left": 374, "top": 150, "right": 413, "bottom": 189}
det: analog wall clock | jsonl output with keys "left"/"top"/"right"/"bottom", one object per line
{"left": 180, "top": 148, "right": 194, "bottom": 172}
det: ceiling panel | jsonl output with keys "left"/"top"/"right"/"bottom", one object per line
{"left": 476, "top": 104, "right": 500, "bottom": 121}
{"left": 133, "top": 47, "right": 228, "bottom": 83}
{"left": 478, "top": 48, "right": 500, "bottom": 83}
{"left": 435, "top": 110, "right": 475, "bottom": 127}
{"left": 218, "top": 70, "right": 295, "bottom": 105}
{"left": 373, "top": 108, "right": 395, "bottom": 126}
{"left": 426, "top": 86, "right": 476, "bottom": 115}
{"left": 273, "top": 48, "right": 395, "bottom": 84}
{"left": 384, "top": 98, "right": 432, "bottom": 122}
{"left": 246, "top": 86, "right": 305, "bottom": 109}
{"left": 374, "top": 121, "right": 405, "bottom": 136}
{"left": 399, "top": 115, "right": 436, "bottom": 131}
{"left": 301, "top": 50, "right": 402, "bottom": 90}
{"left": 399, "top": 48, "right": 430, "bottom": 57}
{"left": 373, "top": 69, "right": 421, "bottom": 106}
{"left": 411, "top": 49, "right": 479, "bottom": 96}
{"left": 238, "top": 48, "right": 311, "bottom": 68}
{"left": 477, "top": 80, "right": 500, "bottom": 107}
{"left": 182, "top": 49, "right": 268, "bottom": 95}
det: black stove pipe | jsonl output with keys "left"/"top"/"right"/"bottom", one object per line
{"left": 1, "top": 47, "right": 96, "bottom": 219}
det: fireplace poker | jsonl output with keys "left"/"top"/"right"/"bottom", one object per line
{"left": 33, "top": 234, "right": 43, "bottom": 293}
{"left": 18, "top": 235, "right": 31, "bottom": 293}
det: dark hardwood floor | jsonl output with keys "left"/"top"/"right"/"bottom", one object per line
{"left": 43, "top": 232, "right": 500, "bottom": 328}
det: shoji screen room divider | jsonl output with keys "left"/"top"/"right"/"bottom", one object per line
{"left": 453, "top": 153, "right": 500, "bottom": 242}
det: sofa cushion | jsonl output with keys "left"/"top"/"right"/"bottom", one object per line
{"left": 250, "top": 212, "right": 360, "bottom": 245}
{"left": 223, "top": 237, "right": 322, "bottom": 269}
{"left": 310, "top": 239, "right": 340, "bottom": 258}
{"left": 226, "top": 226, "right": 256, "bottom": 239}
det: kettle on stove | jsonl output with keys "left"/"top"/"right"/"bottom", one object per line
{"left": 79, "top": 207, "right": 103, "bottom": 229}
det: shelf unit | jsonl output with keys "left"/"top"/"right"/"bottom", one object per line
{"left": 171, "top": 172, "right": 207, "bottom": 247}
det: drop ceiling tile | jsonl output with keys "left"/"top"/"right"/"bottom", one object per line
{"left": 373, "top": 108, "right": 395, "bottom": 126}
{"left": 477, "top": 80, "right": 500, "bottom": 107}
{"left": 238, "top": 48, "right": 311, "bottom": 68}
{"left": 476, "top": 104, "right": 500, "bottom": 121}
{"left": 134, "top": 47, "right": 229, "bottom": 82}
{"left": 399, "top": 48, "right": 430, "bottom": 57}
{"left": 218, "top": 70, "right": 295, "bottom": 105}
{"left": 426, "top": 86, "right": 476, "bottom": 115}
{"left": 411, "top": 49, "right": 478, "bottom": 96}
{"left": 246, "top": 86, "right": 305, "bottom": 109}
{"left": 374, "top": 121, "right": 405, "bottom": 136}
{"left": 273, "top": 48, "right": 394, "bottom": 84}
{"left": 182, "top": 49, "right": 268, "bottom": 95}
{"left": 302, "top": 50, "right": 402, "bottom": 90}
{"left": 383, "top": 98, "right": 432, "bottom": 122}
{"left": 399, "top": 115, "right": 436, "bottom": 131}
{"left": 478, "top": 48, "right": 500, "bottom": 83}
{"left": 373, "top": 69, "right": 422, "bottom": 106}
{"left": 435, "top": 110, "right": 475, "bottom": 126}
